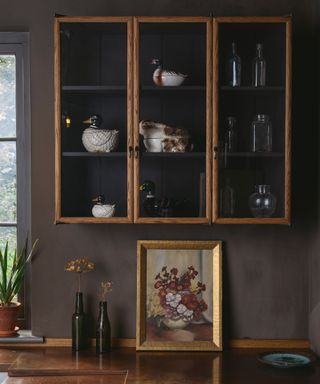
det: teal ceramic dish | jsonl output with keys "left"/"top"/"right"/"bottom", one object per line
{"left": 258, "top": 351, "right": 316, "bottom": 368}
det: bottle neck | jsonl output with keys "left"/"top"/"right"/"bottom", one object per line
{"left": 227, "top": 117, "right": 236, "bottom": 130}
{"left": 255, "top": 185, "right": 271, "bottom": 194}
{"left": 99, "top": 301, "right": 108, "bottom": 315}
{"left": 232, "top": 43, "right": 237, "bottom": 56}
{"left": 256, "top": 44, "right": 263, "bottom": 58}
{"left": 75, "top": 292, "right": 84, "bottom": 314}
{"left": 256, "top": 114, "right": 269, "bottom": 123}
{"left": 98, "top": 301, "right": 108, "bottom": 326}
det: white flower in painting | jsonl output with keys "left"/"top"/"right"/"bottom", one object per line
{"left": 169, "top": 300, "right": 179, "bottom": 308}
{"left": 184, "top": 309, "right": 194, "bottom": 321}
{"left": 177, "top": 304, "right": 187, "bottom": 314}
{"left": 165, "top": 292, "right": 174, "bottom": 302}
{"left": 175, "top": 294, "right": 181, "bottom": 302}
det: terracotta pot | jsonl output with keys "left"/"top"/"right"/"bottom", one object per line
{"left": 0, "top": 302, "right": 20, "bottom": 337}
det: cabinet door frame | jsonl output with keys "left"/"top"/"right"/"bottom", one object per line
{"left": 212, "top": 16, "right": 292, "bottom": 225}
{"left": 133, "top": 16, "right": 213, "bottom": 224}
{"left": 54, "top": 16, "right": 134, "bottom": 224}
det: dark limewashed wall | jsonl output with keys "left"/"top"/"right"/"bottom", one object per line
{"left": 0, "top": 0, "right": 317, "bottom": 339}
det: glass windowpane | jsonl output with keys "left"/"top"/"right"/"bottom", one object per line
{"left": 0, "top": 142, "right": 16, "bottom": 222}
{"left": 0, "top": 55, "right": 16, "bottom": 138}
{"left": 0, "top": 226, "right": 16, "bottom": 251}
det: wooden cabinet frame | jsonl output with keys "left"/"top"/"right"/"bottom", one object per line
{"left": 133, "top": 17, "right": 212, "bottom": 224}
{"left": 54, "top": 16, "right": 291, "bottom": 225}
{"left": 54, "top": 16, "right": 134, "bottom": 224}
{"left": 212, "top": 17, "right": 292, "bottom": 225}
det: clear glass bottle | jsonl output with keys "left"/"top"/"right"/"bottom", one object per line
{"left": 227, "top": 42, "right": 241, "bottom": 86}
{"left": 252, "top": 43, "right": 266, "bottom": 87}
{"left": 251, "top": 114, "right": 272, "bottom": 152}
{"left": 225, "top": 116, "right": 237, "bottom": 152}
{"left": 249, "top": 185, "right": 276, "bottom": 218}
{"left": 220, "top": 177, "right": 235, "bottom": 217}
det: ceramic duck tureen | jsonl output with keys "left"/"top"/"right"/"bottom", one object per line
{"left": 92, "top": 195, "right": 116, "bottom": 218}
{"left": 82, "top": 115, "right": 119, "bottom": 152}
{"left": 151, "top": 58, "right": 187, "bottom": 87}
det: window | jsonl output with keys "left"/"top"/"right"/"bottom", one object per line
{"left": 0, "top": 33, "right": 31, "bottom": 323}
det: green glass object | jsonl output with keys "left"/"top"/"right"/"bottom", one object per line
{"left": 72, "top": 292, "right": 86, "bottom": 351}
{"left": 96, "top": 301, "right": 111, "bottom": 354}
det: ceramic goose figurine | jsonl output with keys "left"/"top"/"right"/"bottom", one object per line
{"left": 151, "top": 59, "right": 187, "bottom": 87}
{"left": 92, "top": 195, "right": 116, "bottom": 218}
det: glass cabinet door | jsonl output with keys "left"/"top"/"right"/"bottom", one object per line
{"left": 213, "top": 17, "right": 291, "bottom": 224}
{"left": 55, "top": 17, "right": 133, "bottom": 223}
{"left": 134, "top": 17, "right": 212, "bottom": 223}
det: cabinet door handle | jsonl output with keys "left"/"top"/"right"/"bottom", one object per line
{"left": 134, "top": 146, "right": 140, "bottom": 158}
{"left": 128, "top": 146, "right": 133, "bottom": 158}
{"left": 214, "top": 146, "right": 218, "bottom": 160}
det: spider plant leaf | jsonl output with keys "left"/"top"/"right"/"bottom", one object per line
{"left": 0, "top": 242, "right": 8, "bottom": 293}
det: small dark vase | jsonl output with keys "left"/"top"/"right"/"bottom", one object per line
{"left": 72, "top": 292, "right": 86, "bottom": 351}
{"left": 96, "top": 301, "right": 111, "bottom": 354}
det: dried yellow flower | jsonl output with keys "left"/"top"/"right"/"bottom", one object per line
{"left": 65, "top": 258, "right": 95, "bottom": 292}
{"left": 65, "top": 258, "right": 95, "bottom": 274}
{"left": 99, "top": 281, "right": 113, "bottom": 301}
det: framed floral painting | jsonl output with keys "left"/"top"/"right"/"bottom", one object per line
{"left": 136, "top": 240, "right": 222, "bottom": 351}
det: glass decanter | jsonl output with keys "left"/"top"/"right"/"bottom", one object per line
{"left": 252, "top": 43, "right": 266, "bottom": 86}
{"left": 249, "top": 185, "right": 276, "bottom": 218}
{"left": 227, "top": 42, "right": 241, "bottom": 86}
{"left": 251, "top": 114, "right": 272, "bottom": 152}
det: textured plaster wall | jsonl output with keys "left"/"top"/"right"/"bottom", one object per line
{"left": 0, "top": 0, "right": 317, "bottom": 339}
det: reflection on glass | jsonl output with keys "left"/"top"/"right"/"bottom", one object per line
{"left": 0, "top": 55, "right": 16, "bottom": 137}
{"left": 0, "top": 142, "right": 16, "bottom": 222}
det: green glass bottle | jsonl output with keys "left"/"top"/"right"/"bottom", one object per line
{"left": 96, "top": 301, "right": 111, "bottom": 354}
{"left": 72, "top": 292, "right": 86, "bottom": 351}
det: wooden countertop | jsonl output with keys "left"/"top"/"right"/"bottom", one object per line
{"left": 0, "top": 347, "right": 318, "bottom": 383}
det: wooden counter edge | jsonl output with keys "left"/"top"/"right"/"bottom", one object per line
{"left": 0, "top": 338, "right": 310, "bottom": 349}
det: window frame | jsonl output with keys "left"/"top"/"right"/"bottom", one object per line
{"left": 0, "top": 33, "right": 31, "bottom": 327}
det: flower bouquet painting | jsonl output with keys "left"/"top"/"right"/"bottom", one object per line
{"left": 148, "top": 266, "right": 208, "bottom": 330}
{"left": 137, "top": 240, "right": 222, "bottom": 351}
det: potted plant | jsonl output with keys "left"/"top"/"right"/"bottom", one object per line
{"left": 0, "top": 239, "right": 38, "bottom": 337}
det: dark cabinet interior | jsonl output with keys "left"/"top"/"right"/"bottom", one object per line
{"left": 213, "top": 18, "right": 290, "bottom": 224}
{"left": 135, "top": 20, "right": 211, "bottom": 222}
{"left": 56, "top": 19, "right": 132, "bottom": 222}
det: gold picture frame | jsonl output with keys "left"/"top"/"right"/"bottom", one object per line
{"left": 136, "top": 240, "right": 222, "bottom": 351}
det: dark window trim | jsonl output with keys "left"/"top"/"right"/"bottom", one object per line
{"left": 0, "top": 32, "right": 31, "bottom": 328}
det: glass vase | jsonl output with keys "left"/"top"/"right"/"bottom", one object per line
{"left": 249, "top": 185, "right": 277, "bottom": 218}
{"left": 96, "top": 301, "right": 111, "bottom": 354}
{"left": 251, "top": 114, "right": 272, "bottom": 152}
{"left": 72, "top": 292, "right": 87, "bottom": 351}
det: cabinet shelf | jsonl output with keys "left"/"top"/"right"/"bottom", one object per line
{"left": 62, "top": 85, "right": 127, "bottom": 93}
{"left": 223, "top": 152, "right": 284, "bottom": 158}
{"left": 62, "top": 152, "right": 127, "bottom": 157}
{"left": 220, "top": 86, "right": 284, "bottom": 92}
{"left": 141, "top": 86, "right": 205, "bottom": 92}
{"left": 141, "top": 152, "right": 205, "bottom": 158}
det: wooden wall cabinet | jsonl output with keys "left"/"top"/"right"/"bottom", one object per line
{"left": 54, "top": 16, "right": 291, "bottom": 224}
